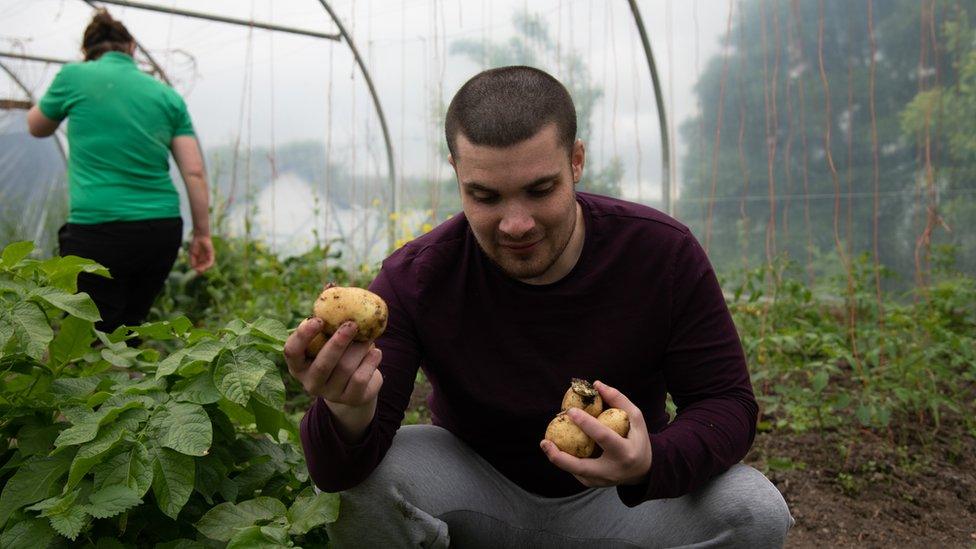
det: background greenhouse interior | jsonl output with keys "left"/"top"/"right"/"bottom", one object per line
{"left": 1, "top": 0, "right": 975, "bottom": 547}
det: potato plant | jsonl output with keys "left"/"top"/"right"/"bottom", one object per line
{"left": 0, "top": 242, "right": 339, "bottom": 547}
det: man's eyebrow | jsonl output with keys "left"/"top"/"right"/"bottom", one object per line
{"left": 461, "top": 174, "right": 561, "bottom": 192}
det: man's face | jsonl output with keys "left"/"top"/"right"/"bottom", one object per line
{"left": 450, "top": 124, "right": 585, "bottom": 284}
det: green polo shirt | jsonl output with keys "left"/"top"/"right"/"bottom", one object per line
{"left": 38, "top": 52, "right": 195, "bottom": 224}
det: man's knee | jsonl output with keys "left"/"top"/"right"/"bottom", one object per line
{"left": 326, "top": 426, "right": 454, "bottom": 548}
{"left": 700, "top": 465, "right": 793, "bottom": 547}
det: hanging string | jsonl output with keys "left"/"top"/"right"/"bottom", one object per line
{"left": 694, "top": 0, "right": 707, "bottom": 227}
{"left": 268, "top": 0, "right": 277, "bottom": 255}
{"left": 818, "top": 0, "right": 864, "bottom": 384}
{"left": 609, "top": 1, "right": 620, "bottom": 195}
{"left": 866, "top": 0, "right": 887, "bottom": 370}
{"left": 789, "top": 0, "right": 815, "bottom": 286}
{"left": 630, "top": 15, "right": 642, "bottom": 203}
{"left": 736, "top": 0, "right": 752, "bottom": 272}
{"left": 704, "top": 0, "right": 734, "bottom": 253}
{"left": 243, "top": 2, "right": 256, "bottom": 286}
{"left": 666, "top": 0, "right": 677, "bottom": 215}
{"left": 759, "top": 0, "right": 781, "bottom": 276}
{"left": 781, "top": 0, "right": 795, "bottom": 244}
{"left": 325, "top": 43, "right": 334, "bottom": 251}
{"left": 845, "top": 7, "right": 856, "bottom": 281}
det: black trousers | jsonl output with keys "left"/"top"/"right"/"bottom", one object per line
{"left": 58, "top": 217, "right": 183, "bottom": 333}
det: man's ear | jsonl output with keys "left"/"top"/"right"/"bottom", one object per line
{"left": 572, "top": 139, "right": 585, "bottom": 183}
{"left": 448, "top": 154, "right": 455, "bottom": 169}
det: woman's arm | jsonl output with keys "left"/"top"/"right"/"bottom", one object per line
{"left": 26, "top": 106, "right": 61, "bottom": 137}
{"left": 171, "top": 135, "right": 215, "bottom": 273}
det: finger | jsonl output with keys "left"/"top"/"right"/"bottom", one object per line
{"left": 593, "top": 380, "right": 646, "bottom": 432}
{"left": 539, "top": 439, "right": 599, "bottom": 478}
{"left": 566, "top": 407, "right": 626, "bottom": 453}
{"left": 283, "top": 317, "right": 324, "bottom": 371}
{"left": 316, "top": 340, "right": 372, "bottom": 400}
{"left": 339, "top": 346, "right": 383, "bottom": 403}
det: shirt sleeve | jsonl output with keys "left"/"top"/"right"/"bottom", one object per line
{"left": 618, "top": 231, "right": 758, "bottom": 504}
{"left": 169, "top": 92, "right": 195, "bottom": 137}
{"left": 299, "top": 265, "right": 423, "bottom": 492}
{"left": 37, "top": 65, "right": 75, "bottom": 121}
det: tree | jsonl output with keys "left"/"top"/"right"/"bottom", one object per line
{"left": 680, "top": 0, "right": 975, "bottom": 285}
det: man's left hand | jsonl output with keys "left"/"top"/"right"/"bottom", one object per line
{"left": 539, "top": 380, "right": 653, "bottom": 488}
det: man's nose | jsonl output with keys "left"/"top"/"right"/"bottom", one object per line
{"left": 499, "top": 204, "right": 535, "bottom": 239}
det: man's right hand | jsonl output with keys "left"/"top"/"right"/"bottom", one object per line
{"left": 284, "top": 318, "right": 384, "bottom": 442}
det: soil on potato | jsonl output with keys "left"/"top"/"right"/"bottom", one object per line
{"left": 404, "top": 380, "right": 976, "bottom": 547}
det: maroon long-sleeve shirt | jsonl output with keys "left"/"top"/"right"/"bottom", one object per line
{"left": 300, "top": 192, "right": 757, "bottom": 503}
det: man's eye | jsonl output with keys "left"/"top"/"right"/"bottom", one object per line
{"left": 529, "top": 184, "right": 555, "bottom": 197}
{"left": 472, "top": 192, "right": 499, "bottom": 203}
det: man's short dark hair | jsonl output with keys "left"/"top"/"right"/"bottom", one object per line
{"left": 445, "top": 66, "right": 577, "bottom": 160}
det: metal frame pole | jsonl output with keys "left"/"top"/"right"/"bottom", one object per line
{"left": 91, "top": 0, "right": 340, "bottom": 41}
{"left": 0, "top": 52, "right": 74, "bottom": 65}
{"left": 316, "top": 0, "right": 398, "bottom": 251}
{"left": 627, "top": 0, "right": 672, "bottom": 216}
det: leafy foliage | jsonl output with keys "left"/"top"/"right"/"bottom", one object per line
{"left": 0, "top": 242, "right": 339, "bottom": 547}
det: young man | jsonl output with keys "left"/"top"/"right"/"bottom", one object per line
{"left": 285, "top": 66, "right": 793, "bottom": 547}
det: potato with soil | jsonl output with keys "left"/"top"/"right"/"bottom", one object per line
{"left": 305, "top": 285, "right": 388, "bottom": 357}
{"left": 597, "top": 408, "right": 630, "bottom": 438}
{"left": 560, "top": 378, "right": 603, "bottom": 417}
{"left": 544, "top": 412, "right": 595, "bottom": 458}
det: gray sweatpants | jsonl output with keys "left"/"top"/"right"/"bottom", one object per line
{"left": 325, "top": 425, "right": 793, "bottom": 548}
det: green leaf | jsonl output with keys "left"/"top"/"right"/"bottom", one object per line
{"left": 226, "top": 525, "right": 290, "bottom": 549}
{"left": 811, "top": 371, "right": 829, "bottom": 394}
{"left": 25, "top": 489, "right": 89, "bottom": 541}
{"left": 0, "top": 453, "right": 72, "bottom": 527}
{"left": 65, "top": 422, "right": 127, "bottom": 491}
{"left": 7, "top": 301, "right": 54, "bottom": 361}
{"left": 84, "top": 485, "right": 142, "bottom": 519}
{"left": 1, "top": 241, "right": 34, "bottom": 268}
{"left": 172, "top": 373, "right": 222, "bottom": 405}
{"left": 195, "top": 497, "right": 288, "bottom": 542}
{"left": 250, "top": 398, "right": 292, "bottom": 439}
{"left": 252, "top": 372, "right": 286, "bottom": 410}
{"left": 30, "top": 287, "right": 101, "bottom": 322}
{"left": 54, "top": 399, "right": 145, "bottom": 448}
{"left": 185, "top": 339, "right": 225, "bottom": 364}
{"left": 46, "top": 502, "right": 88, "bottom": 541}
{"left": 0, "top": 517, "right": 57, "bottom": 549}
{"left": 287, "top": 490, "right": 340, "bottom": 535}
{"left": 49, "top": 316, "right": 96, "bottom": 368}
{"left": 100, "top": 346, "right": 140, "bottom": 368}
{"left": 160, "top": 402, "right": 212, "bottom": 457}
{"left": 39, "top": 255, "right": 110, "bottom": 293}
{"left": 51, "top": 377, "right": 101, "bottom": 399}
{"left": 130, "top": 316, "right": 192, "bottom": 341}
{"left": 92, "top": 441, "right": 152, "bottom": 497}
{"left": 213, "top": 348, "right": 271, "bottom": 406}
{"left": 15, "top": 422, "right": 62, "bottom": 456}
{"left": 155, "top": 348, "right": 189, "bottom": 379}
{"left": 150, "top": 446, "right": 194, "bottom": 520}
{"left": 249, "top": 318, "right": 289, "bottom": 345}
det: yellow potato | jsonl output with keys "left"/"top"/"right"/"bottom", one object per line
{"left": 597, "top": 408, "right": 630, "bottom": 438}
{"left": 560, "top": 378, "right": 603, "bottom": 418}
{"left": 545, "top": 412, "right": 595, "bottom": 458}
{"left": 306, "top": 332, "right": 328, "bottom": 357}
{"left": 305, "top": 285, "right": 388, "bottom": 357}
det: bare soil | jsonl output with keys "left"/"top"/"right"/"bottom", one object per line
{"left": 405, "top": 382, "right": 976, "bottom": 547}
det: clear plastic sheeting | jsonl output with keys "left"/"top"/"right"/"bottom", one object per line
{"left": 0, "top": 109, "right": 67, "bottom": 256}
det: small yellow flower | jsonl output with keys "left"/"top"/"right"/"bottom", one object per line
{"left": 421, "top": 223, "right": 433, "bottom": 233}
{"left": 389, "top": 212, "right": 399, "bottom": 221}
{"left": 372, "top": 198, "right": 380, "bottom": 207}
